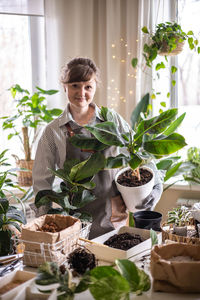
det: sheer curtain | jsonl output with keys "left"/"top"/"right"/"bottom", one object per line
{"left": 44, "top": 0, "right": 138, "bottom": 123}
{"left": 136, "top": 0, "right": 176, "bottom": 112}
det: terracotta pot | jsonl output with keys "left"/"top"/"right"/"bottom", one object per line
{"left": 115, "top": 166, "right": 154, "bottom": 212}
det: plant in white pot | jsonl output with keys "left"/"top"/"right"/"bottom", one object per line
{"left": 69, "top": 102, "right": 186, "bottom": 212}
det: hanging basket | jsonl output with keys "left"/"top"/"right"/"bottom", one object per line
{"left": 15, "top": 159, "right": 34, "bottom": 187}
{"left": 158, "top": 40, "right": 185, "bottom": 56}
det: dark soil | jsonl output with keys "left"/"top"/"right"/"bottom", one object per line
{"left": 117, "top": 168, "right": 153, "bottom": 187}
{"left": 104, "top": 232, "right": 144, "bottom": 250}
{"left": 37, "top": 221, "right": 60, "bottom": 233}
{"left": 68, "top": 247, "right": 97, "bottom": 275}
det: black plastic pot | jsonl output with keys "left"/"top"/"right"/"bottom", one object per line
{"left": 133, "top": 211, "right": 162, "bottom": 231}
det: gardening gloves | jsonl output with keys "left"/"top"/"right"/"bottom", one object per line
{"left": 135, "top": 183, "right": 163, "bottom": 211}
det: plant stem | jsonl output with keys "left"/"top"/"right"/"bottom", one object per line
{"left": 22, "top": 127, "right": 31, "bottom": 161}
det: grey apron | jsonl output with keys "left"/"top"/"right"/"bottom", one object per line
{"left": 66, "top": 121, "right": 127, "bottom": 239}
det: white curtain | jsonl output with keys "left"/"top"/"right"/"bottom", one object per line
{"left": 44, "top": 0, "right": 138, "bottom": 123}
{"left": 136, "top": 0, "right": 176, "bottom": 111}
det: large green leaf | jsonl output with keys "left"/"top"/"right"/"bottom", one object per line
{"left": 49, "top": 168, "right": 71, "bottom": 183}
{"left": 164, "top": 162, "right": 183, "bottom": 182}
{"left": 36, "top": 86, "right": 58, "bottom": 95}
{"left": 134, "top": 109, "right": 178, "bottom": 143}
{"left": 35, "top": 190, "right": 67, "bottom": 209}
{"left": 72, "top": 190, "right": 95, "bottom": 208}
{"left": 115, "top": 259, "right": 139, "bottom": 291}
{"left": 105, "top": 154, "right": 128, "bottom": 169}
{"left": 72, "top": 152, "right": 106, "bottom": 182}
{"left": 131, "top": 93, "right": 150, "bottom": 130}
{"left": 69, "top": 135, "right": 108, "bottom": 151}
{"left": 128, "top": 153, "right": 143, "bottom": 170}
{"left": 0, "top": 198, "right": 9, "bottom": 214}
{"left": 85, "top": 122, "right": 125, "bottom": 147}
{"left": 156, "top": 156, "right": 181, "bottom": 170}
{"left": 163, "top": 112, "right": 186, "bottom": 136}
{"left": 89, "top": 266, "right": 130, "bottom": 300}
{"left": 144, "top": 133, "right": 187, "bottom": 155}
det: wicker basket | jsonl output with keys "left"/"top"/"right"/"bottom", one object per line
{"left": 16, "top": 159, "right": 34, "bottom": 187}
{"left": 161, "top": 223, "right": 200, "bottom": 245}
{"left": 158, "top": 40, "right": 185, "bottom": 56}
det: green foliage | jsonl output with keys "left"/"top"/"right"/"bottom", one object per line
{"left": 35, "top": 259, "right": 151, "bottom": 299}
{"left": 0, "top": 198, "right": 26, "bottom": 255}
{"left": 69, "top": 106, "right": 186, "bottom": 175}
{"left": 167, "top": 206, "right": 192, "bottom": 227}
{"left": 35, "top": 153, "right": 106, "bottom": 222}
{"left": 150, "top": 229, "right": 158, "bottom": 247}
{"left": 1, "top": 84, "right": 63, "bottom": 160}
{"left": 0, "top": 149, "right": 31, "bottom": 213}
{"left": 158, "top": 147, "right": 200, "bottom": 190}
{"left": 133, "top": 22, "right": 200, "bottom": 69}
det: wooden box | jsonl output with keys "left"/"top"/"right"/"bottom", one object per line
{"left": 86, "top": 226, "right": 162, "bottom": 262}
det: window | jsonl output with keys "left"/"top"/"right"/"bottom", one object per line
{"left": 177, "top": 0, "right": 200, "bottom": 156}
{"left": 0, "top": 13, "right": 45, "bottom": 162}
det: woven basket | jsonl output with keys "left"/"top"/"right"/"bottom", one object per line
{"left": 16, "top": 159, "right": 34, "bottom": 187}
{"left": 161, "top": 223, "right": 200, "bottom": 245}
{"left": 158, "top": 40, "right": 185, "bottom": 56}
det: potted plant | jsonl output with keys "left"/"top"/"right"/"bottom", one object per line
{"left": 69, "top": 105, "right": 186, "bottom": 212}
{"left": 0, "top": 198, "right": 26, "bottom": 256}
{"left": 166, "top": 206, "right": 193, "bottom": 236}
{"left": 34, "top": 152, "right": 106, "bottom": 222}
{"left": 1, "top": 84, "right": 63, "bottom": 186}
{"left": 157, "top": 146, "right": 200, "bottom": 191}
{"left": 132, "top": 22, "right": 200, "bottom": 103}
{"left": 132, "top": 21, "right": 200, "bottom": 71}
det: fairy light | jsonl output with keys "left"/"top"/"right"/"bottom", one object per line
{"left": 125, "top": 44, "right": 128, "bottom": 47}
{"left": 129, "top": 90, "right": 133, "bottom": 95}
{"left": 111, "top": 44, "right": 116, "bottom": 48}
{"left": 120, "top": 38, "right": 124, "bottom": 41}
{"left": 121, "top": 59, "right": 125, "bottom": 63}
{"left": 111, "top": 79, "right": 115, "bottom": 82}
{"left": 128, "top": 52, "right": 131, "bottom": 55}
{"left": 112, "top": 55, "right": 116, "bottom": 59}
{"left": 107, "top": 86, "right": 111, "bottom": 90}
{"left": 127, "top": 73, "right": 130, "bottom": 77}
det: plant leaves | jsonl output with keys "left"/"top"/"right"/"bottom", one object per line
{"left": 69, "top": 135, "right": 108, "bottom": 151}
{"left": 150, "top": 229, "right": 158, "bottom": 246}
{"left": 144, "top": 133, "right": 187, "bottom": 155}
{"left": 85, "top": 122, "right": 125, "bottom": 147}
{"left": 163, "top": 112, "right": 186, "bottom": 136}
{"left": 130, "top": 93, "right": 150, "bottom": 130}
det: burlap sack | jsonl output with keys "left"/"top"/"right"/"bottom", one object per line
{"left": 151, "top": 243, "right": 200, "bottom": 293}
{"left": 21, "top": 214, "right": 81, "bottom": 267}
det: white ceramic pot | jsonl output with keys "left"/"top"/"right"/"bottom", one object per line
{"left": 115, "top": 166, "right": 154, "bottom": 212}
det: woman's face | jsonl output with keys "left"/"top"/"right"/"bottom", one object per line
{"left": 65, "top": 76, "right": 97, "bottom": 110}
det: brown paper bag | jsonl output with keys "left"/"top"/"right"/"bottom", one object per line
{"left": 151, "top": 243, "right": 200, "bottom": 293}
{"left": 21, "top": 214, "right": 81, "bottom": 267}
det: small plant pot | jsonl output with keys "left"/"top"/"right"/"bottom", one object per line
{"left": 115, "top": 166, "right": 154, "bottom": 212}
{"left": 132, "top": 210, "right": 162, "bottom": 231}
{"left": 172, "top": 225, "right": 187, "bottom": 237}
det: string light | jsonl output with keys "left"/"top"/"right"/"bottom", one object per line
{"left": 129, "top": 90, "right": 133, "bottom": 95}
{"left": 111, "top": 79, "right": 115, "bottom": 82}
{"left": 121, "top": 59, "right": 125, "bottom": 63}
{"left": 128, "top": 52, "right": 131, "bottom": 55}
{"left": 112, "top": 55, "right": 116, "bottom": 59}
{"left": 111, "top": 44, "right": 116, "bottom": 48}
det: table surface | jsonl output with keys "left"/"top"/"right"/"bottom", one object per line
{"left": 1, "top": 240, "right": 200, "bottom": 299}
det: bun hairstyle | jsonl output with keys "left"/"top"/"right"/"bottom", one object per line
{"left": 60, "top": 57, "right": 100, "bottom": 85}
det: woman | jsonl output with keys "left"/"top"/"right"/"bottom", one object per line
{"left": 32, "top": 57, "right": 163, "bottom": 239}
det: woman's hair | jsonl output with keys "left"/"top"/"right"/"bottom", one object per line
{"left": 60, "top": 57, "right": 100, "bottom": 85}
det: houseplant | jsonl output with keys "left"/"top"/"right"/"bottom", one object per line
{"left": 157, "top": 146, "right": 200, "bottom": 191}
{"left": 132, "top": 21, "right": 200, "bottom": 71}
{"left": 69, "top": 106, "right": 186, "bottom": 212}
{"left": 132, "top": 22, "right": 200, "bottom": 103}
{"left": 0, "top": 198, "right": 26, "bottom": 256}
{"left": 34, "top": 152, "right": 106, "bottom": 222}
{"left": 1, "top": 84, "right": 63, "bottom": 186}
